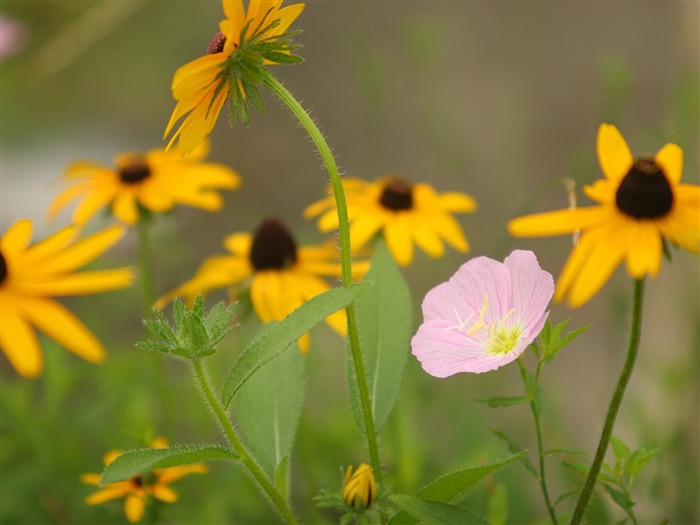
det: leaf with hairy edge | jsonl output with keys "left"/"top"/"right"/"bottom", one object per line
{"left": 348, "top": 240, "right": 411, "bottom": 432}
{"left": 388, "top": 452, "right": 526, "bottom": 525}
{"left": 234, "top": 346, "right": 305, "bottom": 478}
{"left": 101, "top": 444, "right": 237, "bottom": 484}
{"left": 390, "top": 495, "right": 489, "bottom": 524}
{"left": 221, "top": 282, "right": 369, "bottom": 407}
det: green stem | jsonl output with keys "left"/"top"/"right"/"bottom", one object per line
{"left": 571, "top": 278, "right": 646, "bottom": 524}
{"left": 191, "top": 359, "right": 299, "bottom": 524}
{"left": 260, "top": 69, "right": 383, "bottom": 485}
{"left": 517, "top": 358, "right": 558, "bottom": 525}
{"left": 136, "top": 209, "right": 155, "bottom": 316}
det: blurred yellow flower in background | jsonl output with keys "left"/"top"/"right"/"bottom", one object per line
{"left": 304, "top": 176, "right": 476, "bottom": 266}
{"left": 156, "top": 218, "right": 367, "bottom": 352}
{"left": 81, "top": 437, "right": 207, "bottom": 523}
{"left": 509, "top": 123, "right": 700, "bottom": 307}
{"left": 47, "top": 141, "right": 240, "bottom": 226}
{"left": 0, "top": 220, "right": 133, "bottom": 378}
{"left": 164, "top": 0, "right": 305, "bottom": 154}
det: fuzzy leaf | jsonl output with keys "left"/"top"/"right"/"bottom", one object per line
{"left": 221, "top": 282, "right": 369, "bottom": 407}
{"left": 347, "top": 240, "right": 411, "bottom": 433}
{"left": 390, "top": 495, "right": 489, "bottom": 524}
{"left": 101, "top": 444, "right": 237, "bottom": 483}
{"left": 202, "top": 301, "right": 237, "bottom": 347}
{"left": 234, "top": 346, "right": 305, "bottom": 478}
{"left": 275, "top": 456, "right": 290, "bottom": 502}
{"left": 476, "top": 396, "right": 529, "bottom": 408}
{"left": 389, "top": 452, "right": 526, "bottom": 525}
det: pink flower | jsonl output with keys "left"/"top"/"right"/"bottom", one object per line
{"left": 411, "top": 250, "right": 554, "bottom": 377}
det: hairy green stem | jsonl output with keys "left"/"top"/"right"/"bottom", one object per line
{"left": 517, "top": 358, "right": 558, "bottom": 525}
{"left": 260, "top": 69, "right": 383, "bottom": 485}
{"left": 571, "top": 278, "right": 646, "bottom": 524}
{"left": 191, "top": 359, "right": 299, "bottom": 524}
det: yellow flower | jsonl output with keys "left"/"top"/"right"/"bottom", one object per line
{"left": 156, "top": 218, "right": 367, "bottom": 353}
{"left": 0, "top": 220, "right": 133, "bottom": 378}
{"left": 304, "top": 176, "right": 477, "bottom": 266}
{"left": 47, "top": 141, "right": 241, "bottom": 226}
{"left": 164, "top": 0, "right": 305, "bottom": 155}
{"left": 342, "top": 463, "right": 377, "bottom": 510}
{"left": 81, "top": 437, "right": 207, "bottom": 523}
{"left": 509, "top": 123, "right": 699, "bottom": 307}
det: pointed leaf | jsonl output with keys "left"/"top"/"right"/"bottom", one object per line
{"left": 490, "top": 429, "right": 537, "bottom": 477}
{"left": 234, "top": 346, "right": 305, "bottom": 478}
{"left": 554, "top": 487, "right": 579, "bottom": 507}
{"left": 610, "top": 436, "right": 631, "bottom": 464}
{"left": 101, "top": 444, "right": 237, "bottom": 483}
{"left": 348, "top": 240, "right": 411, "bottom": 432}
{"left": 390, "top": 495, "right": 489, "bottom": 524}
{"left": 221, "top": 282, "right": 369, "bottom": 406}
{"left": 389, "top": 452, "right": 526, "bottom": 525}
{"left": 627, "top": 445, "right": 660, "bottom": 485}
{"left": 475, "top": 396, "right": 529, "bottom": 408}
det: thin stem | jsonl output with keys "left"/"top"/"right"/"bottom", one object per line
{"left": 260, "top": 69, "right": 383, "bottom": 485}
{"left": 191, "top": 359, "right": 299, "bottom": 524}
{"left": 136, "top": 209, "right": 155, "bottom": 317}
{"left": 517, "top": 358, "right": 558, "bottom": 525}
{"left": 571, "top": 278, "right": 646, "bottom": 524}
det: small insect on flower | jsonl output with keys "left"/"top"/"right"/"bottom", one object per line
{"left": 411, "top": 250, "right": 554, "bottom": 377}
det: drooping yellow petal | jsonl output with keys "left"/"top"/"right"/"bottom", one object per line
{"left": 412, "top": 218, "right": 445, "bottom": 258}
{"left": 125, "top": 494, "right": 146, "bottom": 523}
{"left": 431, "top": 213, "right": 469, "bottom": 253}
{"left": 384, "top": 213, "right": 413, "bottom": 266}
{"left": 348, "top": 213, "right": 384, "bottom": 252}
{"left": 85, "top": 485, "right": 130, "bottom": 505}
{"left": 1, "top": 219, "right": 33, "bottom": 252}
{"left": 157, "top": 464, "right": 207, "bottom": 484}
{"left": 624, "top": 222, "right": 662, "bottom": 278}
{"left": 112, "top": 192, "right": 140, "bottom": 225}
{"left": 17, "top": 269, "right": 133, "bottom": 296}
{"left": 654, "top": 143, "right": 683, "bottom": 184}
{"left": 35, "top": 225, "right": 126, "bottom": 274}
{"left": 0, "top": 302, "right": 43, "bottom": 378}
{"left": 223, "top": 232, "right": 253, "bottom": 256}
{"left": 19, "top": 297, "right": 106, "bottom": 364}
{"left": 71, "top": 184, "right": 118, "bottom": 226}
{"left": 437, "top": 192, "right": 478, "bottom": 212}
{"left": 151, "top": 484, "right": 178, "bottom": 503}
{"left": 250, "top": 271, "right": 281, "bottom": 322}
{"left": 596, "top": 123, "right": 633, "bottom": 182}
{"left": 508, "top": 206, "right": 608, "bottom": 237}
{"left": 22, "top": 225, "right": 76, "bottom": 264}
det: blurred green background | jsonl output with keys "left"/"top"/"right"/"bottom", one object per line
{"left": 1, "top": 1, "right": 698, "bottom": 523}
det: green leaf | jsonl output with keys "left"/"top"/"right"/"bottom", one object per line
{"left": 221, "top": 282, "right": 369, "bottom": 407}
{"left": 389, "top": 495, "right": 489, "bottom": 524}
{"left": 475, "top": 396, "right": 529, "bottom": 408}
{"left": 233, "top": 346, "right": 305, "bottom": 478}
{"left": 347, "top": 240, "right": 411, "bottom": 432}
{"left": 540, "top": 319, "right": 591, "bottom": 365}
{"left": 182, "top": 313, "right": 210, "bottom": 356}
{"left": 490, "top": 429, "right": 536, "bottom": 478}
{"left": 543, "top": 448, "right": 587, "bottom": 456}
{"left": 602, "top": 483, "right": 635, "bottom": 520}
{"left": 388, "top": 452, "right": 526, "bottom": 525}
{"left": 627, "top": 444, "right": 660, "bottom": 485}
{"left": 101, "top": 444, "right": 237, "bottom": 484}
{"left": 610, "top": 436, "right": 631, "bottom": 464}
{"left": 561, "top": 461, "right": 590, "bottom": 475}
{"left": 553, "top": 487, "right": 579, "bottom": 507}
{"left": 275, "top": 456, "right": 290, "bottom": 502}
{"left": 202, "top": 301, "right": 237, "bottom": 347}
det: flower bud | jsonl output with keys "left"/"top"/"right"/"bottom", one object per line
{"left": 342, "top": 463, "right": 376, "bottom": 509}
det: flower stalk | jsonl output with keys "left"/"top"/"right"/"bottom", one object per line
{"left": 191, "top": 358, "right": 299, "bottom": 524}
{"left": 260, "top": 68, "right": 383, "bottom": 486}
{"left": 571, "top": 278, "right": 646, "bottom": 524}
{"left": 136, "top": 208, "right": 155, "bottom": 317}
{"left": 517, "top": 358, "right": 558, "bottom": 525}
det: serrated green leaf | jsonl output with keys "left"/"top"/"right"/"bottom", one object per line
{"left": 221, "top": 282, "right": 369, "bottom": 406}
{"left": 389, "top": 495, "right": 489, "bottom": 524}
{"left": 135, "top": 339, "right": 170, "bottom": 354}
{"left": 541, "top": 319, "right": 591, "bottom": 365}
{"left": 143, "top": 310, "right": 177, "bottom": 346}
{"left": 202, "top": 301, "right": 237, "bottom": 347}
{"left": 182, "top": 312, "right": 209, "bottom": 355}
{"left": 475, "top": 396, "right": 529, "bottom": 408}
{"left": 234, "top": 346, "right": 305, "bottom": 478}
{"left": 347, "top": 240, "right": 411, "bottom": 432}
{"left": 389, "top": 452, "right": 526, "bottom": 525}
{"left": 172, "top": 298, "right": 186, "bottom": 331}
{"left": 490, "top": 429, "right": 537, "bottom": 478}
{"left": 101, "top": 444, "right": 237, "bottom": 484}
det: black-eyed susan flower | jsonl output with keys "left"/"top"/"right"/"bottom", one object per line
{"left": 342, "top": 463, "right": 377, "bottom": 510}
{"left": 47, "top": 141, "right": 241, "bottom": 226}
{"left": 81, "top": 437, "right": 207, "bottom": 523}
{"left": 0, "top": 219, "right": 133, "bottom": 378}
{"left": 156, "top": 218, "right": 367, "bottom": 352}
{"left": 164, "top": 0, "right": 305, "bottom": 155}
{"left": 304, "top": 176, "right": 477, "bottom": 267}
{"left": 509, "top": 123, "right": 700, "bottom": 307}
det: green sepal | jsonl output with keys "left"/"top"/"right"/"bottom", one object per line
{"left": 388, "top": 452, "right": 526, "bottom": 525}
{"left": 137, "top": 296, "right": 237, "bottom": 359}
{"left": 389, "top": 495, "right": 489, "bottom": 524}
{"left": 221, "top": 282, "right": 370, "bottom": 407}
{"left": 101, "top": 444, "right": 237, "bottom": 484}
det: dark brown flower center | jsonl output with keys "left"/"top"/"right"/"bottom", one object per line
{"left": 0, "top": 251, "right": 7, "bottom": 286}
{"left": 207, "top": 32, "right": 227, "bottom": 54}
{"left": 615, "top": 157, "right": 673, "bottom": 219}
{"left": 131, "top": 475, "right": 144, "bottom": 488}
{"left": 118, "top": 156, "right": 151, "bottom": 185}
{"left": 379, "top": 178, "right": 414, "bottom": 211}
{"left": 249, "top": 219, "right": 298, "bottom": 271}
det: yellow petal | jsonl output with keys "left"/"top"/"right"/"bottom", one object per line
{"left": 437, "top": 192, "right": 477, "bottom": 212}
{"left": 151, "top": 484, "right": 177, "bottom": 503}
{"left": 1, "top": 219, "right": 33, "bottom": 252}
{"left": 303, "top": 196, "right": 333, "bottom": 219}
{"left": 412, "top": 218, "right": 445, "bottom": 258}
{"left": 157, "top": 464, "right": 207, "bottom": 484}
{"left": 250, "top": 271, "right": 281, "bottom": 322}
{"left": 85, "top": 485, "right": 130, "bottom": 505}
{"left": 654, "top": 143, "right": 683, "bottom": 184}
{"left": 22, "top": 225, "right": 76, "bottom": 265}
{"left": 125, "top": 494, "right": 145, "bottom": 523}
{"left": 46, "top": 184, "right": 91, "bottom": 221}
{"left": 384, "top": 213, "right": 413, "bottom": 266}
{"left": 508, "top": 206, "right": 607, "bottom": 237}
{"left": 36, "top": 225, "right": 126, "bottom": 273}
{"left": 582, "top": 179, "right": 616, "bottom": 204}
{"left": 431, "top": 213, "right": 469, "bottom": 253}
{"left": 596, "top": 123, "right": 633, "bottom": 182}
{"left": 625, "top": 222, "right": 662, "bottom": 278}
{"left": 18, "top": 269, "right": 133, "bottom": 296}
{"left": 348, "top": 213, "right": 384, "bottom": 252}
{"left": 222, "top": 0, "right": 245, "bottom": 27}
{"left": 20, "top": 297, "right": 106, "bottom": 364}
{"left": 80, "top": 473, "right": 102, "bottom": 486}
{"left": 0, "top": 302, "right": 43, "bottom": 378}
